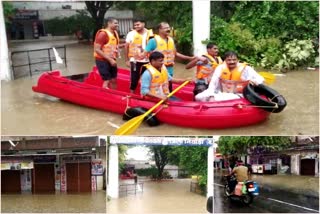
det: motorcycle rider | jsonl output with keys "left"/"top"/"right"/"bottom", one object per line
{"left": 228, "top": 160, "right": 250, "bottom": 194}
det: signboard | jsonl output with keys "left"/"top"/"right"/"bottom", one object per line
{"left": 91, "top": 159, "right": 104, "bottom": 176}
{"left": 1, "top": 161, "right": 34, "bottom": 170}
{"left": 14, "top": 10, "right": 39, "bottom": 20}
{"left": 60, "top": 165, "right": 66, "bottom": 192}
{"left": 62, "top": 155, "right": 92, "bottom": 163}
{"left": 33, "top": 155, "right": 56, "bottom": 163}
{"left": 110, "top": 136, "right": 213, "bottom": 147}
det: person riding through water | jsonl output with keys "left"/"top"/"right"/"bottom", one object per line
{"left": 195, "top": 51, "right": 265, "bottom": 102}
{"left": 228, "top": 160, "right": 250, "bottom": 194}
{"left": 185, "top": 43, "right": 223, "bottom": 96}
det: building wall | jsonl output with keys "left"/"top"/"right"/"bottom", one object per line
{"left": 290, "top": 154, "right": 300, "bottom": 175}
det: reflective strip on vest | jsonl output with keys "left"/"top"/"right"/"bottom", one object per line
{"left": 94, "top": 29, "right": 119, "bottom": 60}
{"left": 145, "top": 64, "right": 169, "bottom": 97}
{"left": 196, "top": 55, "right": 223, "bottom": 83}
{"left": 219, "top": 63, "right": 248, "bottom": 93}
{"left": 128, "top": 29, "right": 153, "bottom": 60}
{"left": 154, "top": 35, "right": 175, "bottom": 66}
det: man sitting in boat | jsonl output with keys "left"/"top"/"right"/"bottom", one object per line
{"left": 185, "top": 43, "right": 223, "bottom": 96}
{"left": 140, "top": 51, "right": 182, "bottom": 101}
{"left": 195, "top": 51, "right": 264, "bottom": 102}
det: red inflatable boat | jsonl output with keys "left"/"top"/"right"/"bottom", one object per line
{"left": 32, "top": 67, "right": 286, "bottom": 129}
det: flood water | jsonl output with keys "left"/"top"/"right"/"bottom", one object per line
{"left": 1, "top": 191, "right": 106, "bottom": 213}
{"left": 107, "top": 179, "right": 207, "bottom": 213}
{"left": 2, "top": 40, "right": 319, "bottom": 135}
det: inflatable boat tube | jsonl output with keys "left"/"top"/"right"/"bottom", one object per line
{"left": 123, "top": 107, "right": 160, "bottom": 126}
{"left": 243, "top": 83, "right": 286, "bottom": 113}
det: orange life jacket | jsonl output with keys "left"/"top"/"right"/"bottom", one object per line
{"left": 219, "top": 63, "right": 249, "bottom": 93}
{"left": 145, "top": 64, "right": 169, "bottom": 97}
{"left": 128, "top": 29, "right": 153, "bottom": 60}
{"left": 196, "top": 54, "right": 223, "bottom": 84}
{"left": 154, "top": 35, "right": 175, "bottom": 66}
{"left": 94, "top": 29, "right": 119, "bottom": 60}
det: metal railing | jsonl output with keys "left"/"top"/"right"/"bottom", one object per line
{"left": 119, "top": 182, "right": 144, "bottom": 197}
{"left": 10, "top": 45, "right": 67, "bottom": 79}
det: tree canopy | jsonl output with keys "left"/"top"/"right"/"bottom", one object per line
{"left": 217, "top": 136, "right": 292, "bottom": 157}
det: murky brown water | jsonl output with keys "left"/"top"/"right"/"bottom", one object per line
{"left": 2, "top": 40, "right": 319, "bottom": 135}
{"left": 107, "top": 179, "right": 207, "bottom": 214}
{"left": 1, "top": 191, "right": 106, "bottom": 213}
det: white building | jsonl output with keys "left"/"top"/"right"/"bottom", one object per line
{"left": 8, "top": 1, "right": 133, "bottom": 40}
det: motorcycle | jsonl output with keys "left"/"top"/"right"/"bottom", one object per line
{"left": 223, "top": 174, "right": 259, "bottom": 205}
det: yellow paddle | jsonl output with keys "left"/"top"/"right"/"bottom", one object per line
{"left": 115, "top": 80, "right": 190, "bottom": 135}
{"left": 258, "top": 72, "right": 275, "bottom": 85}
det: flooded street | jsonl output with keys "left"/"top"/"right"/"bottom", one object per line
{"left": 107, "top": 179, "right": 207, "bottom": 213}
{"left": 2, "top": 40, "right": 319, "bottom": 135}
{"left": 1, "top": 191, "right": 106, "bottom": 213}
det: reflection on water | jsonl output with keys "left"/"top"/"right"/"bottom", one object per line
{"left": 1, "top": 191, "right": 106, "bottom": 213}
{"left": 2, "top": 41, "right": 319, "bottom": 135}
{"left": 107, "top": 179, "right": 207, "bottom": 214}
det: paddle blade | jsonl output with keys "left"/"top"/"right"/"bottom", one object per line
{"left": 259, "top": 72, "right": 275, "bottom": 85}
{"left": 114, "top": 115, "right": 144, "bottom": 135}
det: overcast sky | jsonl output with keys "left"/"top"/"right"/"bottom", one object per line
{"left": 125, "top": 146, "right": 151, "bottom": 161}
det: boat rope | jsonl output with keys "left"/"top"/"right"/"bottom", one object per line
{"left": 124, "top": 95, "right": 131, "bottom": 112}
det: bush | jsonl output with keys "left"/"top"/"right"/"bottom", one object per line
{"left": 135, "top": 167, "right": 158, "bottom": 177}
{"left": 44, "top": 10, "right": 94, "bottom": 39}
{"left": 274, "top": 39, "right": 316, "bottom": 71}
{"left": 209, "top": 17, "right": 260, "bottom": 65}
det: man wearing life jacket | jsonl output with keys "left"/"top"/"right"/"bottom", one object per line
{"left": 186, "top": 43, "right": 223, "bottom": 96}
{"left": 125, "top": 19, "right": 154, "bottom": 93}
{"left": 140, "top": 51, "right": 171, "bottom": 101}
{"left": 94, "top": 17, "right": 120, "bottom": 89}
{"left": 195, "top": 51, "right": 264, "bottom": 102}
{"left": 143, "top": 22, "right": 195, "bottom": 91}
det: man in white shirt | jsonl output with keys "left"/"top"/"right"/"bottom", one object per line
{"left": 195, "top": 51, "right": 264, "bottom": 102}
{"left": 125, "top": 19, "right": 154, "bottom": 93}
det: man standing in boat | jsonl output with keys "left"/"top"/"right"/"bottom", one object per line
{"left": 94, "top": 17, "right": 120, "bottom": 89}
{"left": 195, "top": 51, "right": 264, "bottom": 102}
{"left": 141, "top": 22, "right": 195, "bottom": 91}
{"left": 125, "top": 19, "right": 154, "bottom": 93}
{"left": 185, "top": 43, "right": 223, "bottom": 96}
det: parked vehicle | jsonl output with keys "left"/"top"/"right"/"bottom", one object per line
{"left": 223, "top": 174, "right": 259, "bottom": 205}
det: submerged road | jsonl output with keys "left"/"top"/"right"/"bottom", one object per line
{"left": 214, "top": 183, "right": 319, "bottom": 213}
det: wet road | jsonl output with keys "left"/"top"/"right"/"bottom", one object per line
{"left": 1, "top": 191, "right": 106, "bottom": 213}
{"left": 107, "top": 179, "right": 207, "bottom": 213}
{"left": 2, "top": 40, "right": 319, "bottom": 135}
{"left": 214, "top": 183, "right": 319, "bottom": 213}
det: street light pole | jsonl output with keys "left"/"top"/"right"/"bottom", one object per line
{"left": 0, "top": 1, "right": 11, "bottom": 81}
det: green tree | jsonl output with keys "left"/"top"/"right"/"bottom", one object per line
{"left": 2, "top": 2, "right": 16, "bottom": 25}
{"left": 171, "top": 146, "right": 208, "bottom": 193}
{"left": 85, "top": 1, "right": 114, "bottom": 40}
{"left": 115, "top": 1, "right": 193, "bottom": 55}
{"left": 232, "top": 1, "right": 319, "bottom": 41}
{"left": 218, "top": 136, "right": 292, "bottom": 158}
{"left": 149, "top": 146, "right": 176, "bottom": 179}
